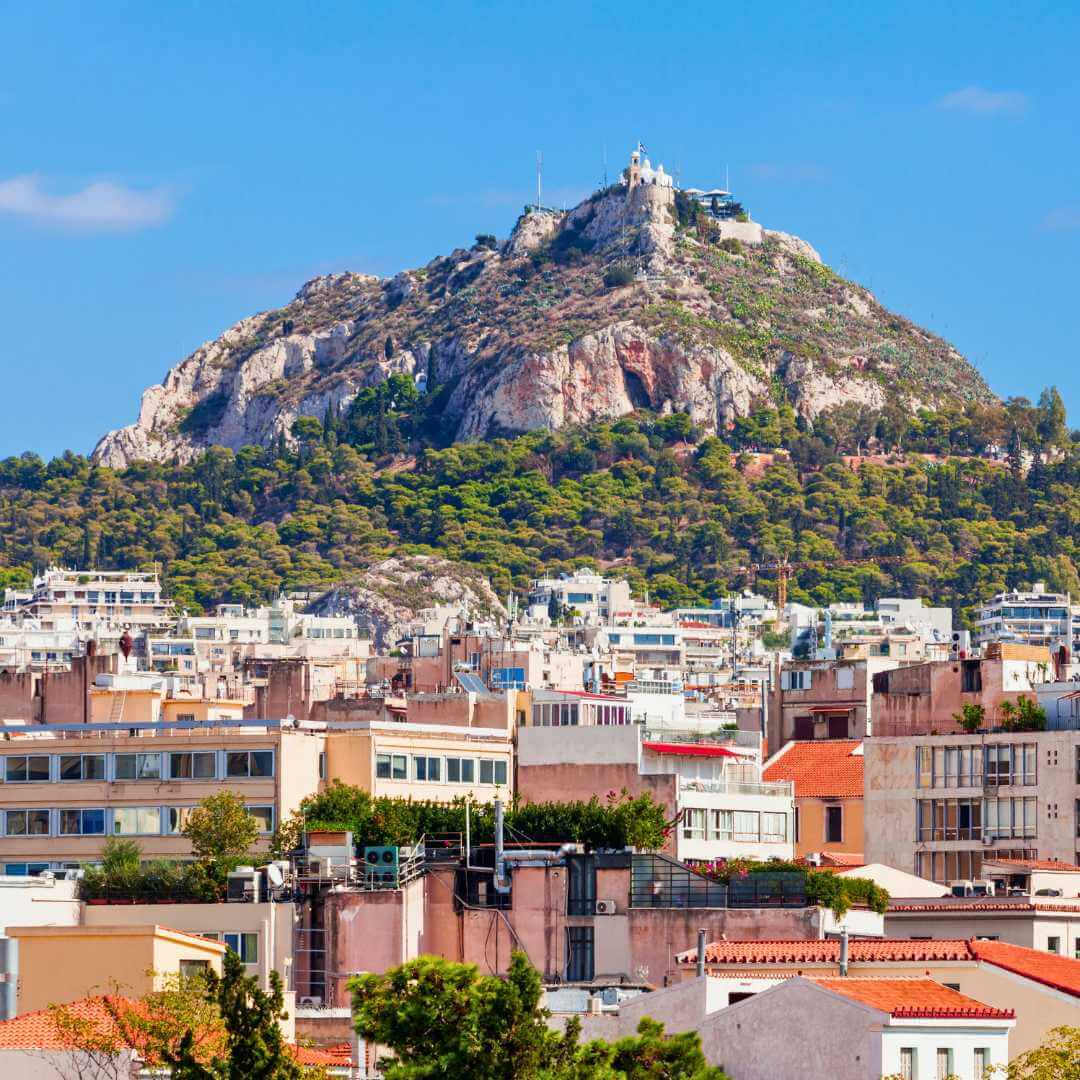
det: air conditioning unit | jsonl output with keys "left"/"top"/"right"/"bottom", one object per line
{"left": 595, "top": 899, "right": 617, "bottom": 915}
{"left": 298, "top": 995, "right": 323, "bottom": 1008}
{"left": 600, "top": 987, "right": 620, "bottom": 1006}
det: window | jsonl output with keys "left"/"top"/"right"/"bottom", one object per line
{"left": 479, "top": 759, "right": 507, "bottom": 785}
{"left": 974, "top": 1048, "right": 990, "bottom": 1077}
{"left": 5, "top": 809, "right": 50, "bottom": 836}
{"left": 5, "top": 755, "right": 50, "bottom": 782}
{"left": 836, "top": 666, "right": 854, "bottom": 690}
{"left": 446, "top": 757, "right": 475, "bottom": 784}
{"left": 762, "top": 812, "right": 787, "bottom": 842}
{"left": 169, "top": 752, "right": 216, "bottom": 780}
{"left": 4, "top": 862, "right": 50, "bottom": 876}
{"left": 59, "top": 808, "right": 105, "bottom": 835}
{"left": 712, "top": 809, "right": 733, "bottom": 840}
{"left": 59, "top": 754, "right": 105, "bottom": 781}
{"left": 936, "top": 1047, "right": 954, "bottom": 1079}
{"left": 733, "top": 811, "right": 759, "bottom": 841}
{"left": 961, "top": 660, "right": 982, "bottom": 692}
{"left": 167, "top": 806, "right": 195, "bottom": 834}
{"left": 174, "top": 713, "right": 196, "bottom": 724}
{"left": 825, "top": 805, "right": 843, "bottom": 844}
{"left": 565, "top": 926, "right": 594, "bottom": 982}
{"left": 248, "top": 806, "right": 274, "bottom": 833}
{"left": 319, "top": 752, "right": 326, "bottom": 780}
{"left": 414, "top": 756, "right": 441, "bottom": 782}
{"left": 782, "top": 670, "right": 812, "bottom": 691}
{"left": 180, "top": 959, "right": 210, "bottom": 979}
{"left": 114, "top": 753, "right": 162, "bottom": 780}
{"left": 682, "top": 808, "right": 706, "bottom": 841}
{"left": 566, "top": 854, "right": 597, "bottom": 916}
{"left": 225, "top": 751, "right": 273, "bottom": 778}
{"left": 112, "top": 807, "right": 161, "bottom": 835}
{"left": 376, "top": 753, "right": 408, "bottom": 780}
{"left": 793, "top": 806, "right": 800, "bottom": 844}
{"left": 1047, "top": 936, "right": 1060, "bottom": 954}
{"left": 899, "top": 1047, "right": 916, "bottom": 1080}
{"left": 222, "top": 932, "right": 258, "bottom": 964}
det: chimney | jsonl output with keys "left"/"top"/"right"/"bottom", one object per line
{"left": 696, "top": 928, "right": 707, "bottom": 978}
{"left": 839, "top": 928, "right": 849, "bottom": 977}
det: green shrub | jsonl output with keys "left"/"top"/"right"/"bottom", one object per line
{"left": 603, "top": 262, "right": 636, "bottom": 288}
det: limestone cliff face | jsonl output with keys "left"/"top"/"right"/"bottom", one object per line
{"left": 93, "top": 185, "right": 991, "bottom": 467}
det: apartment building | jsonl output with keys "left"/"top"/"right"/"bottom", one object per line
{"left": 763, "top": 740, "right": 864, "bottom": 859}
{"left": 769, "top": 657, "right": 900, "bottom": 749}
{"left": 517, "top": 722, "right": 793, "bottom": 863}
{"left": 4, "top": 568, "right": 173, "bottom": 635}
{"left": 975, "top": 583, "right": 1078, "bottom": 657}
{"left": 871, "top": 649, "right": 1052, "bottom": 738}
{"left": 0, "top": 720, "right": 324, "bottom": 873}
{"left": 525, "top": 569, "right": 633, "bottom": 624}
{"left": 863, "top": 728, "right": 1080, "bottom": 884}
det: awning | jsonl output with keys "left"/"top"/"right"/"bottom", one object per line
{"left": 812, "top": 707, "right": 854, "bottom": 715}
{"left": 643, "top": 741, "right": 742, "bottom": 758}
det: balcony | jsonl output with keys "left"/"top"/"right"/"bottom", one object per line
{"left": 642, "top": 726, "right": 759, "bottom": 749}
{"left": 680, "top": 777, "right": 794, "bottom": 798}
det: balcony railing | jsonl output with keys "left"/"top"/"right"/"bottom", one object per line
{"left": 680, "top": 777, "right": 794, "bottom": 797}
{"left": 642, "top": 726, "right": 759, "bottom": 749}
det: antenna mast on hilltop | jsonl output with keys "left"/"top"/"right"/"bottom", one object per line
{"left": 602, "top": 143, "right": 607, "bottom": 188}
{"left": 536, "top": 151, "right": 543, "bottom": 211}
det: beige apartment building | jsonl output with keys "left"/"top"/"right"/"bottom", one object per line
{"left": 0, "top": 721, "right": 324, "bottom": 873}
{"left": 864, "top": 728, "right": 1080, "bottom": 885}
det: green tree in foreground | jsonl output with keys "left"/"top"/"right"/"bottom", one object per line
{"left": 165, "top": 950, "right": 303, "bottom": 1080}
{"left": 991, "top": 1025, "right": 1080, "bottom": 1079}
{"left": 350, "top": 952, "right": 728, "bottom": 1080}
{"left": 182, "top": 791, "right": 260, "bottom": 867}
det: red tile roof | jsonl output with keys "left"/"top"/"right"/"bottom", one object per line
{"left": 0, "top": 995, "right": 142, "bottom": 1050}
{"left": 889, "top": 901, "right": 1080, "bottom": 913}
{"left": 677, "top": 937, "right": 1080, "bottom": 1000}
{"left": 293, "top": 1043, "right": 354, "bottom": 1066}
{"left": 969, "top": 938, "right": 1080, "bottom": 998}
{"left": 763, "top": 739, "right": 863, "bottom": 798}
{"left": 807, "top": 977, "right": 1015, "bottom": 1020}
{"left": 678, "top": 938, "right": 977, "bottom": 965}
{"left": 818, "top": 852, "right": 865, "bottom": 868}
{"left": 986, "top": 858, "right": 1080, "bottom": 872}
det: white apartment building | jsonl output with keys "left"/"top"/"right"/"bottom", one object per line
{"left": 3, "top": 568, "right": 173, "bottom": 634}
{"left": 975, "top": 583, "right": 1079, "bottom": 655}
{"left": 0, "top": 618, "right": 80, "bottom": 670}
{"left": 525, "top": 569, "right": 633, "bottom": 624}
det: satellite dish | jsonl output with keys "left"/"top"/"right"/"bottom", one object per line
{"left": 266, "top": 863, "right": 285, "bottom": 888}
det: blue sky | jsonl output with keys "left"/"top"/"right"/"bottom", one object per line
{"left": 2, "top": 1, "right": 1078, "bottom": 458}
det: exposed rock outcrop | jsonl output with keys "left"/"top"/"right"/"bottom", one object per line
{"left": 93, "top": 183, "right": 993, "bottom": 468}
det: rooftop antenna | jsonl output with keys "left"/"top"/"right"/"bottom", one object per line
{"left": 536, "top": 150, "right": 543, "bottom": 211}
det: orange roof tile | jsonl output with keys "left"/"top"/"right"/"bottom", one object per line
{"left": 818, "top": 852, "right": 865, "bottom": 867}
{"left": 763, "top": 740, "right": 863, "bottom": 798}
{"left": 677, "top": 938, "right": 978, "bottom": 965}
{"left": 293, "top": 1043, "right": 354, "bottom": 1066}
{"left": 807, "top": 977, "right": 1014, "bottom": 1020}
{"left": 0, "top": 995, "right": 144, "bottom": 1050}
{"left": 985, "top": 857, "right": 1080, "bottom": 872}
{"left": 969, "top": 938, "right": 1080, "bottom": 998}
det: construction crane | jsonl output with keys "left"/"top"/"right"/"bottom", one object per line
{"left": 728, "top": 555, "right": 906, "bottom": 611}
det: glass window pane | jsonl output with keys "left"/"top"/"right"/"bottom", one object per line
{"left": 28, "top": 810, "right": 50, "bottom": 835}
{"left": 60, "top": 755, "right": 82, "bottom": 781}
{"left": 83, "top": 809, "right": 105, "bottom": 835}
{"left": 250, "top": 751, "right": 273, "bottom": 777}
{"left": 248, "top": 806, "right": 273, "bottom": 833}
{"left": 114, "top": 754, "right": 135, "bottom": 779}
{"left": 392, "top": 755, "right": 407, "bottom": 780}
{"left": 376, "top": 754, "right": 391, "bottom": 779}
{"left": 84, "top": 755, "right": 105, "bottom": 780}
{"left": 480, "top": 759, "right": 494, "bottom": 784}
{"left": 447, "top": 758, "right": 461, "bottom": 783}
{"left": 494, "top": 760, "right": 507, "bottom": 785}
{"left": 461, "top": 759, "right": 474, "bottom": 783}
{"left": 60, "top": 809, "right": 80, "bottom": 834}
{"left": 426, "top": 757, "right": 440, "bottom": 782}
{"left": 193, "top": 752, "right": 216, "bottom": 779}
{"left": 226, "top": 752, "right": 248, "bottom": 778}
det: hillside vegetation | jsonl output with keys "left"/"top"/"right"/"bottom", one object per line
{"left": 1, "top": 389, "right": 1076, "bottom": 624}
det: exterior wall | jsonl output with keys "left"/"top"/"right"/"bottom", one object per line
{"left": 836, "top": 864, "right": 948, "bottom": 899}
{"left": 83, "top": 901, "right": 295, "bottom": 992}
{"left": 8, "top": 925, "right": 224, "bottom": 1012}
{"left": 0, "top": 876, "right": 80, "bottom": 934}
{"left": 325, "top": 725, "right": 513, "bottom": 803}
{"left": 885, "top": 909, "right": 1080, "bottom": 954}
{"left": 0, "top": 654, "right": 119, "bottom": 726}
{"left": 676, "top": 786, "right": 795, "bottom": 863}
{"left": 325, "top": 878, "right": 426, "bottom": 1005}
{"left": 697, "top": 980, "right": 876, "bottom": 1079}
{"left": 879, "top": 1023, "right": 1009, "bottom": 1080}
{"left": 795, "top": 795, "right": 864, "bottom": 858}
{"left": 0, "top": 727, "right": 322, "bottom": 867}
{"left": 864, "top": 731, "right": 1080, "bottom": 880}
{"left": 0, "top": 1049, "right": 138, "bottom": 1078}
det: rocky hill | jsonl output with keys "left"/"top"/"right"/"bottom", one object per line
{"left": 93, "top": 179, "right": 992, "bottom": 467}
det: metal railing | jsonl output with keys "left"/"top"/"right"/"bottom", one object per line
{"left": 679, "top": 777, "right": 794, "bottom": 797}
{"left": 630, "top": 854, "right": 808, "bottom": 909}
{"left": 642, "top": 726, "right": 759, "bottom": 749}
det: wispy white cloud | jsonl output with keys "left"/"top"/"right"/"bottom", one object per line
{"left": 749, "top": 163, "right": 828, "bottom": 183}
{"left": 1040, "top": 206, "right": 1080, "bottom": 232}
{"left": 938, "top": 86, "right": 1028, "bottom": 116}
{"left": 0, "top": 174, "right": 176, "bottom": 232}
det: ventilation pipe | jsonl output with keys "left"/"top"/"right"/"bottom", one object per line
{"left": 494, "top": 798, "right": 580, "bottom": 895}
{"left": 839, "top": 928, "right": 849, "bottom": 977}
{"left": 696, "top": 928, "right": 707, "bottom": 979}
{"left": 0, "top": 938, "right": 17, "bottom": 1021}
